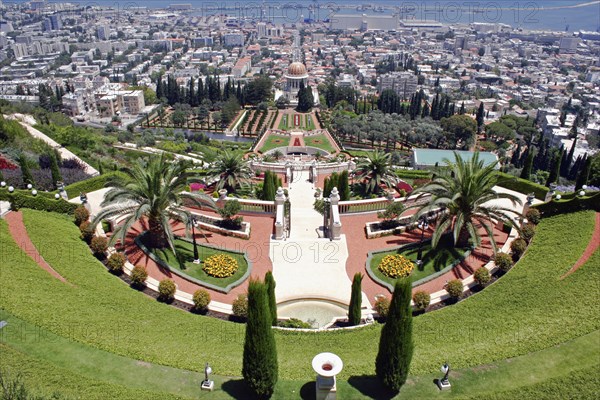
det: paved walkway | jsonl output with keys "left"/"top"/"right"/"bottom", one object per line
{"left": 561, "top": 212, "right": 600, "bottom": 279}
{"left": 5, "top": 114, "right": 99, "bottom": 176}
{"left": 4, "top": 211, "right": 67, "bottom": 283}
{"left": 270, "top": 168, "right": 370, "bottom": 310}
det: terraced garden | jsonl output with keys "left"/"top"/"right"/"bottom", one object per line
{"left": 0, "top": 209, "right": 598, "bottom": 398}
{"left": 259, "top": 134, "right": 291, "bottom": 153}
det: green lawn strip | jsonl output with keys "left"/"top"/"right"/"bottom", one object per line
{"left": 0, "top": 312, "right": 196, "bottom": 399}
{"left": 304, "top": 134, "right": 335, "bottom": 153}
{"left": 0, "top": 305, "right": 598, "bottom": 399}
{"left": 370, "top": 239, "right": 468, "bottom": 285}
{"left": 0, "top": 344, "right": 187, "bottom": 400}
{"left": 277, "top": 114, "right": 289, "bottom": 130}
{"left": 259, "top": 134, "right": 290, "bottom": 153}
{"left": 0, "top": 210, "right": 595, "bottom": 381}
{"left": 150, "top": 239, "right": 248, "bottom": 288}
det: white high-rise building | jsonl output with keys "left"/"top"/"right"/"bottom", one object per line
{"left": 257, "top": 22, "right": 266, "bottom": 38}
{"left": 378, "top": 72, "right": 418, "bottom": 100}
{"left": 97, "top": 25, "right": 110, "bottom": 40}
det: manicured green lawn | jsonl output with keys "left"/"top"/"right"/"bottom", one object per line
{"left": 259, "top": 134, "right": 290, "bottom": 153}
{"left": 370, "top": 238, "right": 468, "bottom": 285}
{"left": 0, "top": 209, "right": 597, "bottom": 383}
{"left": 150, "top": 238, "right": 248, "bottom": 288}
{"left": 305, "top": 114, "right": 315, "bottom": 130}
{"left": 277, "top": 114, "right": 292, "bottom": 130}
{"left": 304, "top": 134, "right": 335, "bottom": 153}
{"left": 0, "top": 309, "right": 598, "bottom": 399}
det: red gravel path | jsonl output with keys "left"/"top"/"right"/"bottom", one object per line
{"left": 561, "top": 212, "right": 600, "bottom": 279}
{"left": 122, "top": 212, "right": 274, "bottom": 303}
{"left": 4, "top": 211, "right": 67, "bottom": 283}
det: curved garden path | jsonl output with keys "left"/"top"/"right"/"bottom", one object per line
{"left": 121, "top": 212, "right": 274, "bottom": 304}
{"left": 561, "top": 212, "right": 600, "bottom": 279}
{"left": 341, "top": 211, "right": 508, "bottom": 302}
{"left": 4, "top": 211, "right": 67, "bottom": 283}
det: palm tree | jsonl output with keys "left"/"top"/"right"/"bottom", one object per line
{"left": 354, "top": 150, "right": 397, "bottom": 195}
{"left": 93, "top": 154, "right": 216, "bottom": 250}
{"left": 208, "top": 151, "right": 252, "bottom": 194}
{"left": 412, "top": 152, "right": 522, "bottom": 252}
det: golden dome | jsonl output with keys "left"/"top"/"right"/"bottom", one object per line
{"left": 287, "top": 62, "right": 307, "bottom": 76}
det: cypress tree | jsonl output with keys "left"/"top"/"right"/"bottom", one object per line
{"left": 459, "top": 102, "right": 465, "bottom": 115}
{"left": 348, "top": 273, "right": 363, "bottom": 326}
{"left": 510, "top": 143, "right": 521, "bottom": 167}
{"left": 19, "top": 153, "right": 34, "bottom": 186}
{"left": 49, "top": 153, "right": 62, "bottom": 186}
{"left": 262, "top": 171, "right": 276, "bottom": 201}
{"left": 575, "top": 155, "right": 592, "bottom": 190}
{"left": 564, "top": 136, "right": 578, "bottom": 176}
{"left": 265, "top": 271, "right": 277, "bottom": 326}
{"left": 242, "top": 279, "right": 278, "bottom": 398}
{"left": 375, "top": 278, "right": 414, "bottom": 393}
{"left": 520, "top": 149, "right": 534, "bottom": 180}
{"left": 338, "top": 170, "right": 350, "bottom": 201}
{"left": 546, "top": 151, "right": 562, "bottom": 186}
{"left": 569, "top": 154, "right": 583, "bottom": 180}
{"left": 476, "top": 102, "right": 485, "bottom": 132}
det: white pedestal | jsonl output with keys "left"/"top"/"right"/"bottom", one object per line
{"left": 437, "top": 380, "right": 451, "bottom": 391}
{"left": 316, "top": 375, "right": 337, "bottom": 400}
{"left": 201, "top": 380, "right": 214, "bottom": 391}
{"left": 193, "top": 259, "right": 201, "bottom": 264}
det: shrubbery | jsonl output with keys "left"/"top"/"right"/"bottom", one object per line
{"left": 278, "top": 318, "right": 312, "bottom": 329}
{"left": 79, "top": 221, "right": 94, "bottom": 242}
{"left": 192, "top": 289, "right": 211, "bottom": 312}
{"left": 494, "top": 252, "right": 514, "bottom": 272}
{"left": 232, "top": 294, "right": 248, "bottom": 318}
{"left": 158, "top": 279, "right": 176, "bottom": 302}
{"left": 510, "top": 238, "right": 527, "bottom": 260}
{"left": 412, "top": 291, "right": 431, "bottom": 311}
{"left": 106, "top": 252, "right": 126, "bottom": 274}
{"left": 474, "top": 267, "right": 491, "bottom": 286}
{"left": 90, "top": 236, "right": 108, "bottom": 255}
{"left": 3, "top": 192, "right": 78, "bottom": 215}
{"left": 374, "top": 296, "right": 390, "bottom": 318}
{"left": 521, "top": 223, "right": 536, "bottom": 243}
{"left": 525, "top": 208, "right": 541, "bottom": 225}
{"left": 130, "top": 265, "right": 148, "bottom": 287}
{"left": 445, "top": 279, "right": 464, "bottom": 300}
{"left": 74, "top": 205, "right": 89, "bottom": 225}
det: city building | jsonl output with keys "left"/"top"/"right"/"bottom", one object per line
{"left": 377, "top": 71, "right": 418, "bottom": 100}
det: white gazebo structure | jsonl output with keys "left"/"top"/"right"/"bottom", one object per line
{"left": 284, "top": 61, "right": 309, "bottom": 103}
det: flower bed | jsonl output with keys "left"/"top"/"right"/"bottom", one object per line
{"left": 203, "top": 254, "right": 238, "bottom": 278}
{"left": 378, "top": 254, "right": 414, "bottom": 278}
{"left": 136, "top": 233, "right": 251, "bottom": 293}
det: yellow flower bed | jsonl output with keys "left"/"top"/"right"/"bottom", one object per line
{"left": 203, "top": 254, "right": 238, "bottom": 278}
{"left": 378, "top": 254, "right": 414, "bottom": 278}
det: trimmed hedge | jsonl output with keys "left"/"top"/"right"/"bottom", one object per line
{"left": 64, "top": 172, "right": 125, "bottom": 199}
{"left": 1, "top": 192, "right": 78, "bottom": 215}
{"left": 395, "top": 170, "right": 433, "bottom": 180}
{"left": 533, "top": 192, "right": 600, "bottom": 217}
{"left": 496, "top": 172, "right": 549, "bottom": 200}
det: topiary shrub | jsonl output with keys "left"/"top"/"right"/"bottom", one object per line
{"left": 510, "top": 238, "right": 527, "bottom": 260}
{"left": 412, "top": 291, "right": 430, "bottom": 311}
{"left": 278, "top": 318, "right": 312, "bottom": 329}
{"left": 445, "top": 279, "right": 464, "bottom": 300}
{"left": 525, "top": 208, "right": 541, "bottom": 225}
{"left": 106, "top": 252, "right": 126, "bottom": 274}
{"left": 158, "top": 279, "right": 176, "bottom": 303}
{"left": 521, "top": 223, "right": 536, "bottom": 243}
{"left": 232, "top": 294, "right": 248, "bottom": 319}
{"left": 130, "top": 265, "right": 148, "bottom": 288}
{"left": 79, "top": 221, "right": 94, "bottom": 243}
{"left": 474, "top": 267, "right": 491, "bottom": 286}
{"left": 192, "top": 289, "right": 211, "bottom": 312}
{"left": 374, "top": 296, "right": 391, "bottom": 319}
{"left": 74, "top": 205, "right": 89, "bottom": 226}
{"left": 494, "top": 252, "right": 514, "bottom": 272}
{"left": 90, "top": 236, "right": 108, "bottom": 255}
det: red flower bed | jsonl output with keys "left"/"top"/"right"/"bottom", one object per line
{"left": 0, "top": 155, "right": 17, "bottom": 170}
{"left": 396, "top": 180, "right": 413, "bottom": 194}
